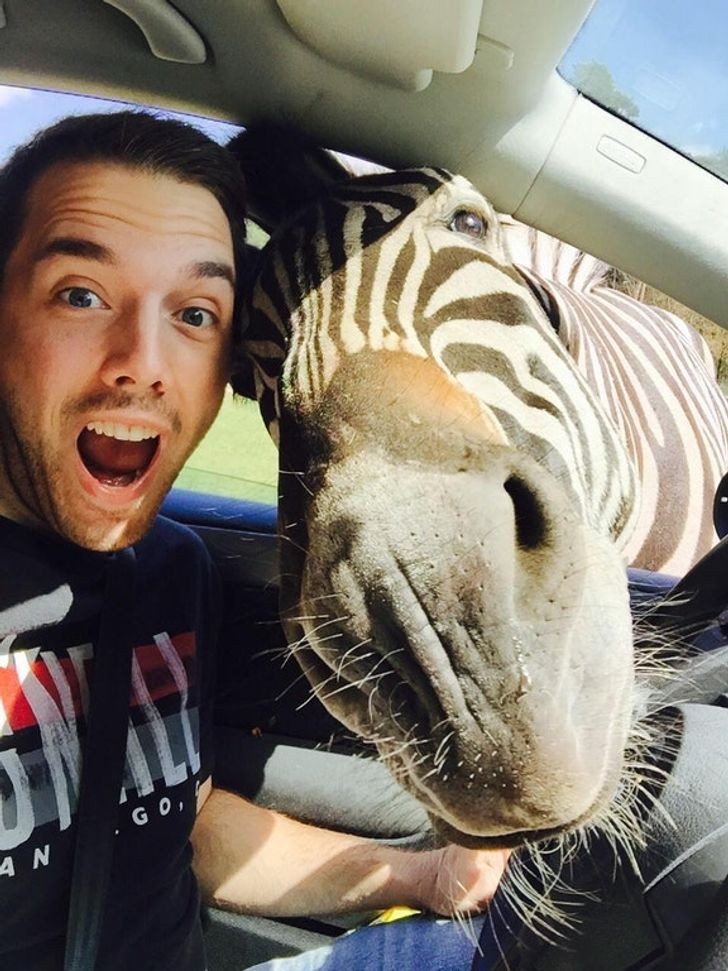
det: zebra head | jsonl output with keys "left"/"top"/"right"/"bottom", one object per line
{"left": 231, "top": 133, "right": 638, "bottom": 849}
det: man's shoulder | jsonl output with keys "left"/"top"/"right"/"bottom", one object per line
{"left": 132, "top": 516, "right": 221, "bottom": 629}
{"left": 142, "top": 514, "right": 205, "bottom": 546}
{"left": 135, "top": 515, "right": 211, "bottom": 570}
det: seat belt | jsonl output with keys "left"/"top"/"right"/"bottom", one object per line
{"left": 645, "top": 533, "right": 728, "bottom": 636}
{"left": 64, "top": 546, "right": 137, "bottom": 971}
{"left": 636, "top": 533, "right": 728, "bottom": 709}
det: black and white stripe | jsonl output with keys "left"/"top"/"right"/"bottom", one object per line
{"left": 504, "top": 219, "right": 728, "bottom": 574}
{"left": 242, "top": 168, "right": 640, "bottom": 551}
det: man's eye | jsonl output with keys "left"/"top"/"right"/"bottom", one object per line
{"left": 58, "top": 287, "right": 105, "bottom": 309}
{"left": 179, "top": 306, "right": 217, "bottom": 328}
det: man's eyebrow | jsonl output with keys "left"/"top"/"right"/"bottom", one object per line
{"left": 33, "top": 241, "right": 235, "bottom": 288}
{"left": 190, "top": 260, "right": 235, "bottom": 289}
{"left": 35, "top": 237, "right": 115, "bottom": 264}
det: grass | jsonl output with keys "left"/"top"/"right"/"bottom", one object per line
{"left": 174, "top": 389, "right": 279, "bottom": 504}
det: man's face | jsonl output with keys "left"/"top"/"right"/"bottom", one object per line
{"left": 0, "top": 161, "right": 236, "bottom": 551}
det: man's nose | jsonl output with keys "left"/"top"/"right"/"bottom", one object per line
{"left": 99, "top": 304, "right": 166, "bottom": 395}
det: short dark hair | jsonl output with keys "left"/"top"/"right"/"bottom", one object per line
{"left": 0, "top": 109, "right": 248, "bottom": 325}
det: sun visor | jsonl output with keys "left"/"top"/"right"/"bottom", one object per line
{"left": 276, "top": 0, "right": 484, "bottom": 91}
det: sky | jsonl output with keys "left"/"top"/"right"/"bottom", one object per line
{"left": 0, "top": 85, "right": 239, "bottom": 164}
{"left": 1, "top": 0, "right": 726, "bottom": 164}
{"left": 560, "top": 0, "right": 728, "bottom": 158}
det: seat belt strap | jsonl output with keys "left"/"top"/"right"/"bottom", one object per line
{"left": 647, "top": 533, "right": 728, "bottom": 632}
{"left": 64, "top": 546, "right": 137, "bottom": 971}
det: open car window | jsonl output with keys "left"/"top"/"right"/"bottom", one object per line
{"left": 2, "top": 82, "right": 725, "bottom": 513}
{"left": 559, "top": 0, "right": 728, "bottom": 182}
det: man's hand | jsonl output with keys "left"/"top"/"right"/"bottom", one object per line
{"left": 415, "top": 844, "right": 511, "bottom": 916}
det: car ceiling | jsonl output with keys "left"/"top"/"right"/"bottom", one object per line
{"left": 2, "top": 0, "right": 727, "bottom": 328}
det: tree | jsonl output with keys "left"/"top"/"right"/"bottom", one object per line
{"left": 693, "top": 148, "right": 728, "bottom": 182}
{"left": 568, "top": 61, "right": 640, "bottom": 121}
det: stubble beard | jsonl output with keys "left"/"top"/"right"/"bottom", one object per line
{"left": 0, "top": 388, "right": 178, "bottom": 551}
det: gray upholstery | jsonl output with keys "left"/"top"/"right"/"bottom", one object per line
{"left": 213, "top": 727, "right": 431, "bottom": 843}
{"left": 509, "top": 703, "right": 728, "bottom": 970}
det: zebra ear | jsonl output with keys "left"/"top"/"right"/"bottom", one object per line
{"left": 229, "top": 352, "right": 257, "bottom": 401}
{"left": 227, "top": 126, "right": 351, "bottom": 234}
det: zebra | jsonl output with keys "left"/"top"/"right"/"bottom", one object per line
{"left": 231, "top": 129, "right": 641, "bottom": 840}
{"left": 227, "top": 131, "right": 728, "bottom": 953}
{"left": 502, "top": 215, "right": 728, "bottom": 577}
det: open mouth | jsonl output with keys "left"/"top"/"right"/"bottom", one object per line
{"left": 77, "top": 421, "right": 160, "bottom": 488}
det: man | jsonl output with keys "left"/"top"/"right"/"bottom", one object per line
{"left": 0, "top": 110, "right": 508, "bottom": 971}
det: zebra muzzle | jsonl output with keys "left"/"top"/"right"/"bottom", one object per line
{"left": 295, "top": 441, "right": 634, "bottom": 842}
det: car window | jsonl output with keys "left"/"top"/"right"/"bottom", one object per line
{"left": 175, "top": 391, "right": 277, "bottom": 504}
{"left": 0, "top": 84, "right": 278, "bottom": 505}
{"left": 4, "top": 85, "right": 723, "bottom": 509}
{"left": 503, "top": 215, "right": 728, "bottom": 392}
{"left": 602, "top": 269, "right": 728, "bottom": 390}
{"left": 559, "top": 0, "right": 728, "bottom": 183}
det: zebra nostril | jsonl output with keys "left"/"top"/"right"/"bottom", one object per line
{"left": 504, "top": 475, "right": 547, "bottom": 550}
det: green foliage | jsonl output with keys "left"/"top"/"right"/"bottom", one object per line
{"left": 693, "top": 148, "right": 728, "bottom": 182}
{"left": 569, "top": 61, "right": 640, "bottom": 120}
{"left": 175, "top": 390, "right": 278, "bottom": 504}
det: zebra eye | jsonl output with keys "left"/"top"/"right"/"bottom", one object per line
{"left": 449, "top": 209, "right": 487, "bottom": 238}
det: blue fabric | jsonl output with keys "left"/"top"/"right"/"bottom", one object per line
{"left": 161, "top": 488, "right": 277, "bottom": 533}
{"left": 627, "top": 565, "right": 728, "bottom": 654}
{"left": 627, "top": 566, "right": 677, "bottom": 606}
{"left": 245, "top": 916, "right": 490, "bottom": 971}
{"left": 243, "top": 887, "right": 520, "bottom": 970}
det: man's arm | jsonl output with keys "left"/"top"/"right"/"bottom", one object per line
{"left": 191, "top": 781, "right": 509, "bottom": 918}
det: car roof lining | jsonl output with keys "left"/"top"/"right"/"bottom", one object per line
{"left": 1, "top": 0, "right": 727, "bottom": 327}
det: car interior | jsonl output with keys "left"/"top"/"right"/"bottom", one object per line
{"left": 2, "top": 2, "right": 727, "bottom": 968}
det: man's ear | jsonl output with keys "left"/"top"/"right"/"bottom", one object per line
{"left": 227, "top": 125, "right": 351, "bottom": 235}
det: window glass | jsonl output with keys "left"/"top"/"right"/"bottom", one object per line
{"left": 504, "top": 216, "right": 728, "bottom": 392}
{"left": 601, "top": 269, "right": 728, "bottom": 392}
{"left": 0, "top": 85, "right": 239, "bottom": 162}
{"left": 0, "top": 84, "right": 277, "bottom": 504}
{"left": 559, "top": 0, "right": 728, "bottom": 182}
{"left": 175, "top": 392, "right": 278, "bottom": 504}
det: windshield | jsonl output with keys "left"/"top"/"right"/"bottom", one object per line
{"left": 559, "top": 0, "right": 728, "bottom": 182}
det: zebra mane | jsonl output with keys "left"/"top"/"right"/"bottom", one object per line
{"left": 228, "top": 126, "right": 351, "bottom": 233}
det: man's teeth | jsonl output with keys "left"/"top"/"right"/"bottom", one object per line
{"left": 85, "top": 421, "right": 158, "bottom": 442}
